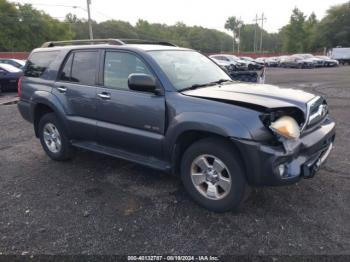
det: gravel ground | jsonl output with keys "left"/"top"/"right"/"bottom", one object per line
{"left": 0, "top": 67, "right": 349, "bottom": 255}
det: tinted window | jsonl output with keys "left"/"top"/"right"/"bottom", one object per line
{"left": 59, "top": 53, "right": 73, "bottom": 82}
{"left": 24, "top": 51, "right": 59, "bottom": 77}
{"left": 104, "top": 51, "right": 152, "bottom": 90}
{"left": 71, "top": 51, "right": 98, "bottom": 85}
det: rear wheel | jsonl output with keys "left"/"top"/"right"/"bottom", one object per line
{"left": 38, "top": 113, "right": 73, "bottom": 161}
{"left": 180, "top": 138, "right": 247, "bottom": 212}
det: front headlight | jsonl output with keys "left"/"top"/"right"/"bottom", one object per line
{"left": 270, "top": 116, "right": 300, "bottom": 139}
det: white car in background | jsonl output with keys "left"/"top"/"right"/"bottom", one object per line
{"left": 239, "top": 57, "right": 264, "bottom": 70}
{"left": 210, "top": 55, "right": 249, "bottom": 71}
{"left": 294, "top": 54, "right": 324, "bottom": 67}
{"left": 315, "top": 56, "right": 339, "bottom": 67}
{"left": 210, "top": 57, "right": 236, "bottom": 72}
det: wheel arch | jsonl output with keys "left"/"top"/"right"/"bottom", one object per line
{"left": 31, "top": 91, "right": 69, "bottom": 137}
{"left": 170, "top": 130, "right": 247, "bottom": 178}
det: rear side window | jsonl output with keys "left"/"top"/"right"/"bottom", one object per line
{"left": 24, "top": 51, "right": 59, "bottom": 77}
{"left": 71, "top": 51, "right": 98, "bottom": 85}
{"left": 59, "top": 51, "right": 98, "bottom": 85}
{"left": 59, "top": 54, "right": 73, "bottom": 82}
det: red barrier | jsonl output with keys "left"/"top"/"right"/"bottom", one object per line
{"left": 0, "top": 52, "right": 30, "bottom": 60}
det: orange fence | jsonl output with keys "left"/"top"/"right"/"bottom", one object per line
{"left": 0, "top": 52, "right": 30, "bottom": 60}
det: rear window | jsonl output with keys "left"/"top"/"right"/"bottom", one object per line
{"left": 24, "top": 51, "right": 59, "bottom": 77}
{"left": 0, "top": 63, "right": 21, "bottom": 73}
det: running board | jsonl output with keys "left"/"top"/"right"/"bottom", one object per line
{"left": 71, "top": 141, "right": 171, "bottom": 172}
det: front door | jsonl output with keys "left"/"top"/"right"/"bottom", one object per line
{"left": 96, "top": 50, "right": 165, "bottom": 158}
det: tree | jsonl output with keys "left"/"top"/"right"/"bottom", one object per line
{"left": 304, "top": 12, "right": 318, "bottom": 51}
{"left": 224, "top": 16, "right": 242, "bottom": 53}
{"left": 0, "top": 0, "right": 73, "bottom": 51}
{"left": 313, "top": 1, "right": 350, "bottom": 50}
{"left": 280, "top": 8, "right": 308, "bottom": 53}
{"left": 239, "top": 24, "right": 282, "bottom": 53}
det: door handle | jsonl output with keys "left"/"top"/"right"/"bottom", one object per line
{"left": 57, "top": 86, "right": 67, "bottom": 93}
{"left": 98, "top": 92, "right": 111, "bottom": 99}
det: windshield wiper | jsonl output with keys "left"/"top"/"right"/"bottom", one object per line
{"left": 209, "top": 79, "right": 233, "bottom": 85}
{"left": 180, "top": 79, "right": 232, "bottom": 92}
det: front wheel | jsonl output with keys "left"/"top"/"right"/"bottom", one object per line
{"left": 180, "top": 138, "right": 247, "bottom": 212}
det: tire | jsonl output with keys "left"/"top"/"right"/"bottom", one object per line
{"left": 180, "top": 138, "right": 247, "bottom": 212}
{"left": 38, "top": 113, "right": 73, "bottom": 161}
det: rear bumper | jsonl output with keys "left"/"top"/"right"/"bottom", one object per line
{"left": 233, "top": 116, "right": 336, "bottom": 186}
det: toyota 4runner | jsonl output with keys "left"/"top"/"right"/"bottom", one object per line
{"left": 17, "top": 39, "right": 335, "bottom": 212}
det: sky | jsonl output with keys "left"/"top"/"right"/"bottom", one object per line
{"left": 11, "top": 0, "right": 348, "bottom": 33}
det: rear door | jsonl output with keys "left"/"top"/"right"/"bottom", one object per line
{"left": 95, "top": 50, "right": 165, "bottom": 158}
{"left": 53, "top": 50, "right": 100, "bottom": 141}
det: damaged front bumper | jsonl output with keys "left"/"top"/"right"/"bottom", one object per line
{"left": 232, "top": 116, "right": 336, "bottom": 186}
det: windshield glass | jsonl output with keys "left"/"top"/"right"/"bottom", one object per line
{"left": 227, "top": 55, "right": 239, "bottom": 61}
{"left": 148, "top": 50, "right": 231, "bottom": 91}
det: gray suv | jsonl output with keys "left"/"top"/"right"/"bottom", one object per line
{"left": 18, "top": 39, "right": 335, "bottom": 212}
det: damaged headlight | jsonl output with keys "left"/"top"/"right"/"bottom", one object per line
{"left": 269, "top": 116, "right": 300, "bottom": 140}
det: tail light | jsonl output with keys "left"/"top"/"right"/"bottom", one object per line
{"left": 18, "top": 76, "right": 23, "bottom": 98}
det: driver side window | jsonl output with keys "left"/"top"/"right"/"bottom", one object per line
{"left": 104, "top": 51, "right": 152, "bottom": 90}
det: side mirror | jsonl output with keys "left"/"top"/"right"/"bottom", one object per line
{"left": 128, "top": 73, "right": 157, "bottom": 93}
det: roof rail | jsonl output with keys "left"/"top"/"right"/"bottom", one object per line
{"left": 41, "top": 38, "right": 177, "bottom": 48}
{"left": 120, "top": 39, "right": 177, "bottom": 47}
{"left": 41, "top": 39, "right": 125, "bottom": 48}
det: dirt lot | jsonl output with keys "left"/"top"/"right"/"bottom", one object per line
{"left": 0, "top": 67, "right": 349, "bottom": 255}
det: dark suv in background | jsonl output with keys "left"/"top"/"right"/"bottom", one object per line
{"left": 18, "top": 39, "right": 335, "bottom": 212}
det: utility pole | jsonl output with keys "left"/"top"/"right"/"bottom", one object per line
{"left": 86, "top": 0, "right": 93, "bottom": 39}
{"left": 237, "top": 17, "right": 242, "bottom": 55}
{"left": 253, "top": 14, "right": 258, "bottom": 53}
{"left": 232, "top": 31, "right": 235, "bottom": 54}
{"left": 259, "top": 13, "right": 267, "bottom": 53}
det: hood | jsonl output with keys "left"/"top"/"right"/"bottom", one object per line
{"left": 182, "top": 83, "right": 316, "bottom": 113}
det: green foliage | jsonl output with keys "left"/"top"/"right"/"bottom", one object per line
{"left": 313, "top": 1, "right": 350, "bottom": 49}
{"left": 0, "top": 0, "right": 73, "bottom": 51}
{"left": 239, "top": 24, "right": 282, "bottom": 52}
{"left": 279, "top": 2, "right": 350, "bottom": 53}
{"left": 0, "top": 0, "right": 349, "bottom": 53}
{"left": 66, "top": 17, "right": 233, "bottom": 53}
{"left": 224, "top": 16, "right": 242, "bottom": 52}
{"left": 280, "top": 8, "right": 308, "bottom": 52}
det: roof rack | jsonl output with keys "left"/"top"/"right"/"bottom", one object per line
{"left": 41, "top": 38, "right": 177, "bottom": 48}
{"left": 41, "top": 39, "right": 124, "bottom": 48}
{"left": 119, "top": 39, "right": 177, "bottom": 47}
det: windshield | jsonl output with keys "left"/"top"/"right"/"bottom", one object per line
{"left": 242, "top": 57, "right": 253, "bottom": 61}
{"left": 148, "top": 50, "right": 231, "bottom": 91}
{"left": 227, "top": 55, "right": 239, "bottom": 61}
